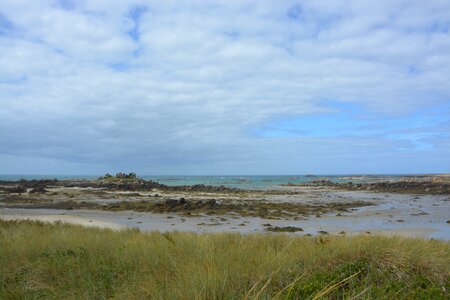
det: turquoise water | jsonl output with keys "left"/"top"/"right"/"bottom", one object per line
{"left": 145, "top": 175, "right": 310, "bottom": 189}
{"left": 0, "top": 175, "right": 405, "bottom": 190}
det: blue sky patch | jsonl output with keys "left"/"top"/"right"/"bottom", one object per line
{"left": 128, "top": 5, "right": 148, "bottom": 41}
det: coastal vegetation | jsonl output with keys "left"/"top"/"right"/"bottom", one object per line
{"left": 99, "top": 172, "right": 138, "bottom": 181}
{"left": 0, "top": 220, "right": 448, "bottom": 299}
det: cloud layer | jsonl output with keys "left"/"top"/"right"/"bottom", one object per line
{"left": 1, "top": 0, "right": 449, "bottom": 174}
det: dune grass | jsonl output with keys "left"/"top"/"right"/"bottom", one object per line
{"left": 0, "top": 220, "right": 448, "bottom": 299}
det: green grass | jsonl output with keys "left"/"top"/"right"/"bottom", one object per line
{"left": 0, "top": 220, "right": 448, "bottom": 299}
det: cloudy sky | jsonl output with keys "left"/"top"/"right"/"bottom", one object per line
{"left": 1, "top": 0, "right": 449, "bottom": 175}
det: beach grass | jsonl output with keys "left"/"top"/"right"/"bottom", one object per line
{"left": 0, "top": 220, "right": 448, "bottom": 299}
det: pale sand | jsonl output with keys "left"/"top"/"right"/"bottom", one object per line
{"left": 0, "top": 211, "right": 124, "bottom": 230}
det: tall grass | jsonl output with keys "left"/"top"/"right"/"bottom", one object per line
{"left": 0, "top": 220, "right": 448, "bottom": 299}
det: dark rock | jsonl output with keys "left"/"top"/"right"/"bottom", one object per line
{"left": 267, "top": 226, "right": 303, "bottom": 232}
{"left": 3, "top": 186, "right": 27, "bottom": 193}
{"left": 206, "top": 199, "right": 216, "bottom": 208}
{"left": 302, "top": 179, "right": 450, "bottom": 195}
{"left": 0, "top": 176, "right": 243, "bottom": 193}
{"left": 167, "top": 184, "right": 238, "bottom": 193}
{"left": 165, "top": 199, "right": 178, "bottom": 208}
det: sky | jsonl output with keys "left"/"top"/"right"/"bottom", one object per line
{"left": 0, "top": 0, "right": 449, "bottom": 175}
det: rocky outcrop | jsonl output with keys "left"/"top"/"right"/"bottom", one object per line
{"left": 302, "top": 180, "right": 450, "bottom": 195}
{"left": 62, "top": 179, "right": 165, "bottom": 190}
{"left": 0, "top": 177, "right": 240, "bottom": 193}
{"left": 0, "top": 185, "right": 27, "bottom": 193}
{"left": 166, "top": 184, "right": 238, "bottom": 192}
{"left": 159, "top": 198, "right": 217, "bottom": 211}
{"left": 0, "top": 179, "right": 58, "bottom": 189}
{"left": 105, "top": 198, "right": 220, "bottom": 213}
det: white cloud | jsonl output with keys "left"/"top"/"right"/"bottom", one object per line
{"left": 0, "top": 0, "right": 449, "bottom": 174}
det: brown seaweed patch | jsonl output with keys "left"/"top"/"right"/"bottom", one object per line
{"left": 99, "top": 199, "right": 374, "bottom": 219}
{"left": 266, "top": 226, "right": 303, "bottom": 232}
